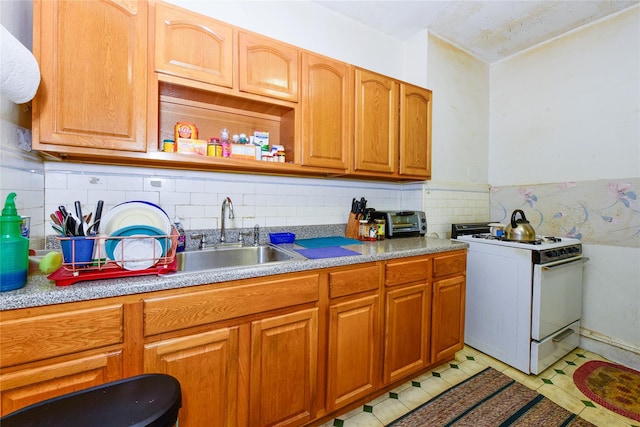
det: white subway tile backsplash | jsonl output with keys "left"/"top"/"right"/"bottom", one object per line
{"left": 423, "top": 184, "right": 490, "bottom": 237}
{"left": 34, "top": 162, "right": 456, "bottom": 239}
{"left": 108, "top": 175, "right": 144, "bottom": 191}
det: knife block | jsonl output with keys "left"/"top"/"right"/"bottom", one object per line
{"left": 345, "top": 212, "right": 359, "bottom": 239}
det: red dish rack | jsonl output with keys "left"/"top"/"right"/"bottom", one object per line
{"left": 48, "top": 227, "right": 179, "bottom": 286}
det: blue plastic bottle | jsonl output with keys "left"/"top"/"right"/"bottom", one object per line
{"left": 0, "top": 193, "right": 29, "bottom": 291}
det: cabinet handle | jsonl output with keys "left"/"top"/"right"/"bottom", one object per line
{"left": 552, "top": 328, "right": 575, "bottom": 342}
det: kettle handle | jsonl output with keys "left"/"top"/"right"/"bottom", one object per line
{"left": 510, "top": 209, "right": 528, "bottom": 227}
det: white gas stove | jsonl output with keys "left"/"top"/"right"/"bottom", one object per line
{"left": 452, "top": 223, "right": 587, "bottom": 374}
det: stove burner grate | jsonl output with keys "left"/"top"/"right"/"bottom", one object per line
{"left": 470, "top": 234, "right": 563, "bottom": 245}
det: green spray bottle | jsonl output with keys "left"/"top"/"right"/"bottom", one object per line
{"left": 0, "top": 193, "right": 29, "bottom": 291}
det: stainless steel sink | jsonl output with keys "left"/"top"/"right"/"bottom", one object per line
{"left": 175, "top": 244, "right": 304, "bottom": 273}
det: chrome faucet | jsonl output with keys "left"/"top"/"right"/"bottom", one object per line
{"left": 220, "top": 197, "right": 234, "bottom": 243}
{"left": 253, "top": 224, "right": 260, "bottom": 246}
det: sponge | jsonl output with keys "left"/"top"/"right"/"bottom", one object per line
{"left": 39, "top": 251, "right": 63, "bottom": 274}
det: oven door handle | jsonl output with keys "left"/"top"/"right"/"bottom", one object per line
{"left": 552, "top": 328, "right": 576, "bottom": 342}
{"left": 542, "top": 256, "right": 590, "bottom": 270}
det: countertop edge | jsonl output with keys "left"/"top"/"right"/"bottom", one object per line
{"left": 1, "top": 238, "right": 468, "bottom": 311}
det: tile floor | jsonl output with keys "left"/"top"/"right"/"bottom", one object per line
{"left": 319, "top": 346, "right": 639, "bottom": 427}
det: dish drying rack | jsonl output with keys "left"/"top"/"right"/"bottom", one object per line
{"left": 48, "top": 227, "right": 179, "bottom": 286}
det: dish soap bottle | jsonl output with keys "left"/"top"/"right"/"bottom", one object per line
{"left": 0, "top": 193, "right": 29, "bottom": 291}
{"left": 174, "top": 217, "right": 186, "bottom": 253}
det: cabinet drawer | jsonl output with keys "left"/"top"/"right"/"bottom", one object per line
{"left": 433, "top": 251, "right": 466, "bottom": 278}
{"left": 0, "top": 304, "right": 124, "bottom": 368}
{"left": 144, "top": 273, "right": 320, "bottom": 336}
{"left": 385, "top": 257, "right": 431, "bottom": 286}
{"left": 329, "top": 264, "right": 380, "bottom": 298}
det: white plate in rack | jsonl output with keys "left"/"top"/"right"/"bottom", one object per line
{"left": 100, "top": 201, "right": 171, "bottom": 236}
{"left": 111, "top": 236, "right": 164, "bottom": 271}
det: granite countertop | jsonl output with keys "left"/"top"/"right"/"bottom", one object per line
{"left": 0, "top": 236, "right": 467, "bottom": 311}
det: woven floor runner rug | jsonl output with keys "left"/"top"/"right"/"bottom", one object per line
{"left": 573, "top": 360, "right": 640, "bottom": 422}
{"left": 387, "top": 367, "right": 595, "bottom": 427}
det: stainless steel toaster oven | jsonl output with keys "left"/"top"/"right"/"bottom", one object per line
{"left": 371, "top": 210, "right": 427, "bottom": 238}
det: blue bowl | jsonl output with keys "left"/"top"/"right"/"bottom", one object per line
{"left": 106, "top": 225, "right": 169, "bottom": 260}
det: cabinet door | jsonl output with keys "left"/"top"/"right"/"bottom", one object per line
{"left": 354, "top": 68, "right": 398, "bottom": 174}
{"left": 0, "top": 351, "right": 123, "bottom": 416}
{"left": 383, "top": 283, "right": 431, "bottom": 384}
{"left": 239, "top": 32, "right": 299, "bottom": 102}
{"left": 250, "top": 308, "right": 317, "bottom": 427}
{"left": 326, "top": 294, "right": 379, "bottom": 412}
{"left": 399, "top": 84, "right": 432, "bottom": 178}
{"left": 300, "top": 52, "right": 352, "bottom": 170}
{"left": 33, "top": 0, "right": 147, "bottom": 151}
{"left": 144, "top": 327, "right": 239, "bottom": 427}
{"left": 432, "top": 276, "right": 466, "bottom": 363}
{"left": 154, "top": 2, "right": 233, "bottom": 88}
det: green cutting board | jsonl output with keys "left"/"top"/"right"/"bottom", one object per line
{"left": 294, "top": 236, "right": 362, "bottom": 248}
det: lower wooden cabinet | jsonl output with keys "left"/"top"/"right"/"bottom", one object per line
{"left": 250, "top": 308, "right": 318, "bottom": 427}
{"left": 431, "top": 251, "right": 467, "bottom": 363}
{"left": 383, "top": 283, "right": 431, "bottom": 384}
{"left": 143, "top": 327, "right": 239, "bottom": 427}
{"left": 0, "top": 250, "right": 466, "bottom": 425}
{"left": 0, "top": 350, "right": 123, "bottom": 417}
{"left": 326, "top": 294, "right": 380, "bottom": 412}
{"left": 432, "top": 276, "right": 466, "bottom": 363}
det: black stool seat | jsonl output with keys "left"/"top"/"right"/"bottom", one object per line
{"left": 0, "top": 374, "right": 181, "bottom": 427}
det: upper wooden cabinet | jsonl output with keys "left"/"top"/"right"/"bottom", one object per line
{"left": 300, "top": 52, "right": 352, "bottom": 170}
{"left": 354, "top": 68, "right": 433, "bottom": 179}
{"left": 239, "top": 32, "right": 299, "bottom": 102}
{"left": 354, "top": 69, "right": 399, "bottom": 175}
{"left": 32, "top": 0, "right": 431, "bottom": 181}
{"left": 32, "top": 0, "right": 147, "bottom": 152}
{"left": 153, "top": 2, "right": 233, "bottom": 88}
{"left": 400, "top": 84, "right": 432, "bottom": 179}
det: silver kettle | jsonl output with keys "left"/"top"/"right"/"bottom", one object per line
{"left": 504, "top": 209, "right": 536, "bottom": 242}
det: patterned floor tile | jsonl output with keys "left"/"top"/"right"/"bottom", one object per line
{"left": 502, "top": 366, "right": 544, "bottom": 390}
{"left": 341, "top": 411, "right": 384, "bottom": 427}
{"left": 473, "top": 351, "right": 511, "bottom": 372}
{"left": 418, "top": 374, "right": 453, "bottom": 397}
{"left": 438, "top": 365, "right": 471, "bottom": 386}
{"left": 456, "top": 358, "right": 487, "bottom": 376}
{"left": 578, "top": 406, "right": 636, "bottom": 427}
{"left": 537, "top": 382, "right": 590, "bottom": 414}
{"left": 371, "top": 397, "right": 410, "bottom": 425}
{"left": 396, "top": 384, "right": 431, "bottom": 410}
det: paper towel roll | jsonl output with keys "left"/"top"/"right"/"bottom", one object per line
{"left": 1, "top": 25, "right": 40, "bottom": 104}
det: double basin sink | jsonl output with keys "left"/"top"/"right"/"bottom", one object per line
{"left": 175, "top": 244, "right": 306, "bottom": 273}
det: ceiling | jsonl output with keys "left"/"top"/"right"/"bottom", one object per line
{"left": 312, "top": 1, "right": 639, "bottom": 63}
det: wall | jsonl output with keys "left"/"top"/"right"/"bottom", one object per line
{"left": 489, "top": 6, "right": 640, "bottom": 368}
{"left": 423, "top": 34, "right": 491, "bottom": 237}
{"left": 169, "top": 0, "right": 407, "bottom": 82}
{"left": 0, "top": 1, "right": 45, "bottom": 249}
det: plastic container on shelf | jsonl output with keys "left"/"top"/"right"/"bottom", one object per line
{"left": 0, "top": 193, "right": 29, "bottom": 291}
{"left": 221, "top": 128, "right": 231, "bottom": 158}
